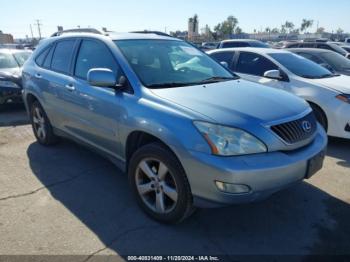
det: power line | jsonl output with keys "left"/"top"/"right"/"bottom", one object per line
{"left": 34, "top": 19, "right": 42, "bottom": 39}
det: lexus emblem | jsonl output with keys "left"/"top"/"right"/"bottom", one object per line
{"left": 302, "top": 121, "right": 312, "bottom": 132}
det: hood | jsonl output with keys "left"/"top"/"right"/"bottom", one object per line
{"left": 309, "top": 74, "right": 350, "bottom": 94}
{"left": 150, "top": 79, "right": 309, "bottom": 128}
{"left": 0, "top": 67, "right": 21, "bottom": 77}
{"left": 0, "top": 68, "right": 22, "bottom": 87}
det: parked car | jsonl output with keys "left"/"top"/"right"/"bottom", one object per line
{"left": 344, "top": 38, "right": 350, "bottom": 44}
{"left": 284, "top": 41, "right": 350, "bottom": 59}
{"left": 340, "top": 45, "right": 350, "bottom": 53}
{"left": 273, "top": 40, "right": 301, "bottom": 49}
{"left": 0, "top": 49, "right": 32, "bottom": 105}
{"left": 208, "top": 48, "right": 350, "bottom": 139}
{"left": 22, "top": 33, "right": 327, "bottom": 223}
{"left": 218, "top": 39, "right": 269, "bottom": 49}
{"left": 288, "top": 48, "right": 350, "bottom": 76}
{"left": 201, "top": 42, "right": 218, "bottom": 51}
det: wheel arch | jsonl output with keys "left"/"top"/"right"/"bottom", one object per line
{"left": 306, "top": 100, "right": 328, "bottom": 130}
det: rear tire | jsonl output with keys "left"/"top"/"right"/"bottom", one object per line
{"left": 30, "top": 100, "right": 59, "bottom": 146}
{"left": 128, "top": 142, "right": 195, "bottom": 224}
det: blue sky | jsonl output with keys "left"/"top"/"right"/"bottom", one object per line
{"left": 1, "top": 0, "right": 349, "bottom": 38}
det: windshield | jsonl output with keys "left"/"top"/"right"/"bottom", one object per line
{"left": 320, "top": 52, "right": 350, "bottom": 71}
{"left": 0, "top": 52, "right": 18, "bottom": 69}
{"left": 114, "top": 39, "right": 237, "bottom": 88}
{"left": 13, "top": 51, "right": 31, "bottom": 66}
{"left": 269, "top": 52, "right": 334, "bottom": 79}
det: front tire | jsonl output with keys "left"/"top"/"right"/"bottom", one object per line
{"left": 128, "top": 143, "right": 194, "bottom": 224}
{"left": 30, "top": 100, "right": 59, "bottom": 146}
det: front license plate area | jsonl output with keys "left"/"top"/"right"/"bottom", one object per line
{"left": 306, "top": 150, "right": 325, "bottom": 179}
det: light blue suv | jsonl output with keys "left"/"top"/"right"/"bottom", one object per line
{"left": 22, "top": 32, "right": 327, "bottom": 223}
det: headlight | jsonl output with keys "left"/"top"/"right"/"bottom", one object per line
{"left": 0, "top": 80, "right": 20, "bottom": 88}
{"left": 194, "top": 121, "right": 267, "bottom": 156}
{"left": 336, "top": 94, "right": 350, "bottom": 104}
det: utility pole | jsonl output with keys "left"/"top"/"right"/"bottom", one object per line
{"left": 35, "top": 19, "right": 42, "bottom": 39}
{"left": 29, "top": 24, "right": 34, "bottom": 40}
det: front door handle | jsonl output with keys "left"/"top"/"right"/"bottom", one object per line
{"left": 65, "top": 84, "right": 76, "bottom": 92}
{"left": 34, "top": 73, "right": 42, "bottom": 79}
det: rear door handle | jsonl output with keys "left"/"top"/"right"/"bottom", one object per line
{"left": 65, "top": 84, "right": 76, "bottom": 92}
{"left": 34, "top": 73, "right": 42, "bottom": 79}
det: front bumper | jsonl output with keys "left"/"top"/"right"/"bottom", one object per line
{"left": 325, "top": 99, "right": 350, "bottom": 139}
{"left": 0, "top": 87, "right": 23, "bottom": 104}
{"left": 178, "top": 126, "right": 327, "bottom": 207}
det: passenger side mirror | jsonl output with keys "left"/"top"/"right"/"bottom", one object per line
{"left": 263, "top": 70, "right": 282, "bottom": 80}
{"left": 220, "top": 61, "right": 229, "bottom": 68}
{"left": 87, "top": 68, "right": 117, "bottom": 87}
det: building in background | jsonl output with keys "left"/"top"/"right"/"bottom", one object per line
{"left": 188, "top": 15, "right": 199, "bottom": 41}
{"left": 0, "top": 31, "right": 14, "bottom": 44}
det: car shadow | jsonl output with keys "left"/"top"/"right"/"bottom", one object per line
{"left": 26, "top": 141, "right": 350, "bottom": 258}
{"left": 327, "top": 137, "right": 350, "bottom": 168}
{"left": 0, "top": 103, "right": 29, "bottom": 127}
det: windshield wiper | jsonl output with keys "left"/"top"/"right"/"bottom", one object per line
{"left": 319, "top": 73, "right": 339, "bottom": 78}
{"left": 147, "top": 82, "right": 195, "bottom": 88}
{"left": 301, "top": 74, "right": 337, "bottom": 79}
{"left": 196, "top": 76, "right": 238, "bottom": 84}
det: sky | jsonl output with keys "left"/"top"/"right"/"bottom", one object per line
{"left": 1, "top": 0, "right": 349, "bottom": 39}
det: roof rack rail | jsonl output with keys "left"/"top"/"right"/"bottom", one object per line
{"left": 130, "top": 30, "right": 172, "bottom": 37}
{"left": 51, "top": 28, "right": 102, "bottom": 37}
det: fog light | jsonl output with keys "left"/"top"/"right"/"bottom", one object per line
{"left": 215, "top": 181, "right": 250, "bottom": 194}
{"left": 345, "top": 123, "right": 350, "bottom": 132}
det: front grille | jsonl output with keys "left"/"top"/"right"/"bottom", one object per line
{"left": 271, "top": 112, "right": 317, "bottom": 144}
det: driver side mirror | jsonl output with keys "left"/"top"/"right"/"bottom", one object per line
{"left": 87, "top": 68, "right": 127, "bottom": 90}
{"left": 220, "top": 61, "right": 229, "bottom": 68}
{"left": 263, "top": 70, "right": 282, "bottom": 80}
{"left": 88, "top": 68, "right": 117, "bottom": 87}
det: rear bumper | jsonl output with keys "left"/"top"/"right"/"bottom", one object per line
{"left": 178, "top": 126, "right": 327, "bottom": 207}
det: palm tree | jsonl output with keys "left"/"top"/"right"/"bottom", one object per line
{"left": 284, "top": 21, "right": 295, "bottom": 34}
{"left": 301, "top": 19, "right": 314, "bottom": 33}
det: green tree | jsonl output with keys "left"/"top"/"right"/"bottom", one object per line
{"left": 301, "top": 19, "right": 314, "bottom": 33}
{"left": 213, "top": 16, "right": 239, "bottom": 37}
{"left": 284, "top": 21, "right": 295, "bottom": 34}
{"left": 316, "top": 27, "right": 325, "bottom": 34}
{"left": 235, "top": 26, "right": 243, "bottom": 34}
{"left": 337, "top": 28, "right": 344, "bottom": 35}
{"left": 271, "top": 28, "right": 279, "bottom": 34}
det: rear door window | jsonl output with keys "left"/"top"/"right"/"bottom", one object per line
{"left": 236, "top": 52, "right": 278, "bottom": 76}
{"left": 210, "top": 51, "right": 235, "bottom": 68}
{"left": 222, "top": 42, "right": 249, "bottom": 48}
{"left": 51, "top": 40, "right": 76, "bottom": 74}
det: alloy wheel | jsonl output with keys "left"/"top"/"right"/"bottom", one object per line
{"left": 135, "top": 158, "right": 178, "bottom": 214}
{"left": 32, "top": 106, "right": 46, "bottom": 140}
